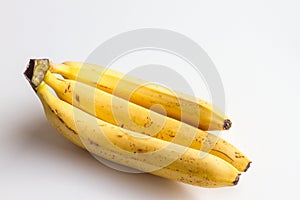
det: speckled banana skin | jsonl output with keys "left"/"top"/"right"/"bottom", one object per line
{"left": 49, "top": 61, "right": 232, "bottom": 131}
{"left": 36, "top": 82, "right": 240, "bottom": 188}
{"left": 43, "top": 70, "right": 250, "bottom": 172}
{"left": 24, "top": 59, "right": 251, "bottom": 188}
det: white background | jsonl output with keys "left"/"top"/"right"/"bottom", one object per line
{"left": 1, "top": 0, "right": 300, "bottom": 199}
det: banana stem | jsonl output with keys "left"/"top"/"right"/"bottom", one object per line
{"left": 24, "top": 59, "right": 50, "bottom": 90}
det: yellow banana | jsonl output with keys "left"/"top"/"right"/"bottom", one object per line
{"left": 24, "top": 64, "right": 241, "bottom": 188}
{"left": 49, "top": 61, "right": 232, "bottom": 131}
{"left": 43, "top": 69, "right": 250, "bottom": 172}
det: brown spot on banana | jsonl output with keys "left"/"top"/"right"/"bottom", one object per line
{"left": 88, "top": 138, "right": 100, "bottom": 147}
{"left": 48, "top": 105, "right": 78, "bottom": 135}
{"left": 99, "top": 84, "right": 113, "bottom": 93}
{"left": 211, "top": 149, "right": 234, "bottom": 162}
{"left": 75, "top": 94, "right": 80, "bottom": 103}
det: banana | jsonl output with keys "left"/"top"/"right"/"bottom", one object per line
{"left": 49, "top": 61, "right": 232, "bottom": 131}
{"left": 24, "top": 63, "right": 241, "bottom": 188}
{"left": 43, "top": 68, "right": 250, "bottom": 172}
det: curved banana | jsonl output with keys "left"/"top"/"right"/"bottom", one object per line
{"left": 43, "top": 69, "right": 250, "bottom": 172}
{"left": 49, "top": 61, "right": 232, "bottom": 131}
{"left": 25, "top": 78, "right": 241, "bottom": 188}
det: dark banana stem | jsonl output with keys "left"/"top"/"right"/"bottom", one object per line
{"left": 24, "top": 59, "right": 50, "bottom": 90}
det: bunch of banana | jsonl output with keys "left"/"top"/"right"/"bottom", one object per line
{"left": 24, "top": 59, "right": 250, "bottom": 188}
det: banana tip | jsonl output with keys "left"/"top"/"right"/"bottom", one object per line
{"left": 244, "top": 161, "right": 252, "bottom": 172}
{"left": 233, "top": 173, "right": 241, "bottom": 185}
{"left": 223, "top": 119, "right": 232, "bottom": 130}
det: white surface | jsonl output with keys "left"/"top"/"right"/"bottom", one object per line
{"left": 1, "top": 0, "right": 300, "bottom": 199}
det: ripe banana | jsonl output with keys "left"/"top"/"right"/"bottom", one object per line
{"left": 43, "top": 68, "right": 250, "bottom": 172}
{"left": 49, "top": 61, "right": 232, "bottom": 131}
{"left": 24, "top": 62, "right": 241, "bottom": 188}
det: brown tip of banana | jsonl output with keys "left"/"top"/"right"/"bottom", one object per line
{"left": 244, "top": 161, "right": 252, "bottom": 172}
{"left": 223, "top": 119, "right": 232, "bottom": 130}
{"left": 233, "top": 173, "right": 241, "bottom": 185}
